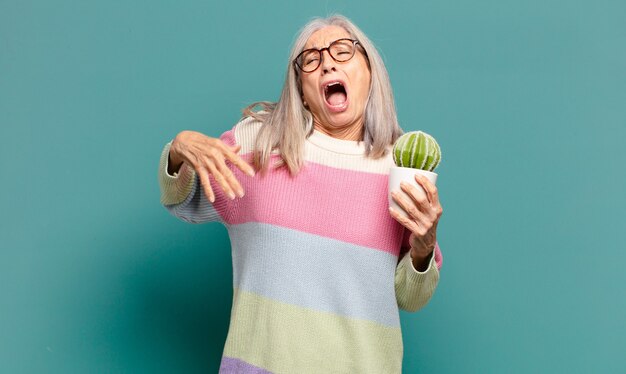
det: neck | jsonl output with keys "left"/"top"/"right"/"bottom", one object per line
{"left": 313, "top": 119, "right": 364, "bottom": 141}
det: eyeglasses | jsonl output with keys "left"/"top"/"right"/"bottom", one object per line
{"left": 293, "top": 38, "right": 363, "bottom": 73}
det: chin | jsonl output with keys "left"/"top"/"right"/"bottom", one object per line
{"left": 333, "top": 109, "right": 361, "bottom": 123}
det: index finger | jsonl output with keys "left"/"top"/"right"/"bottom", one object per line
{"left": 414, "top": 173, "right": 439, "bottom": 206}
{"left": 222, "top": 144, "right": 256, "bottom": 177}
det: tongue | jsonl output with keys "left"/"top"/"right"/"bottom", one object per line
{"left": 327, "top": 92, "right": 347, "bottom": 106}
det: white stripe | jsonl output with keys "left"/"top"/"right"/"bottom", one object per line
{"left": 423, "top": 135, "right": 431, "bottom": 171}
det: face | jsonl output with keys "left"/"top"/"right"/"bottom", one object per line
{"left": 299, "top": 26, "right": 371, "bottom": 134}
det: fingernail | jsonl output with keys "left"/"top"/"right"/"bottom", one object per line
{"left": 238, "top": 190, "right": 245, "bottom": 198}
{"left": 228, "top": 192, "right": 236, "bottom": 200}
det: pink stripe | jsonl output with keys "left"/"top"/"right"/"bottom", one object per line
{"left": 226, "top": 154, "right": 404, "bottom": 255}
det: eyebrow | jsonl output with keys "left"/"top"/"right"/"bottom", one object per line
{"left": 304, "top": 37, "right": 350, "bottom": 50}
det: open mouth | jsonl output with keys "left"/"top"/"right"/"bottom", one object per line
{"left": 323, "top": 81, "right": 348, "bottom": 109}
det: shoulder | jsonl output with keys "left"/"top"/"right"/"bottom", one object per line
{"left": 220, "top": 116, "right": 263, "bottom": 153}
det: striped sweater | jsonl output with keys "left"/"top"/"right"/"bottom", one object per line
{"left": 158, "top": 117, "right": 443, "bottom": 374}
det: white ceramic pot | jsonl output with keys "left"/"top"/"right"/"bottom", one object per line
{"left": 388, "top": 166, "right": 438, "bottom": 217}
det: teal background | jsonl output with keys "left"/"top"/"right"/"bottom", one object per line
{"left": 1, "top": 0, "right": 624, "bottom": 372}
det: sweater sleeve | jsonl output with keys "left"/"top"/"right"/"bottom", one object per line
{"left": 394, "top": 229, "right": 443, "bottom": 312}
{"left": 157, "top": 126, "right": 239, "bottom": 225}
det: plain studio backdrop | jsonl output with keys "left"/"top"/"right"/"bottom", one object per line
{"left": 1, "top": 1, "right": 624, "bottom": 373}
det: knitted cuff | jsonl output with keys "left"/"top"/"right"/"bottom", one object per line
{"left": 158, "top": 142, "right": 196, "bottom": 206}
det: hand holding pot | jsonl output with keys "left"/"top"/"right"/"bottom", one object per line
{"left": 389, "top": 173, "right": 443, "bottom": 261}
{"left": 388, "top": 130, "right": 443, "bottom": 270}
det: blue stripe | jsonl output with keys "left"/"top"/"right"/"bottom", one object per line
{"left": 166, "top": 175, "right": 224, "bottom": 224}
{"left": 227, "top": 222, "right": 401, "bottom": 327}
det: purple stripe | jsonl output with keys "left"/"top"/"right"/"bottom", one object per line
{"left": 219, "top": 356, "right": 273, "bottom": 374}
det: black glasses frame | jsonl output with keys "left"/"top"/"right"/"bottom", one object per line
{"left": 293, "top": 38, "right": 364, "bottom": 73}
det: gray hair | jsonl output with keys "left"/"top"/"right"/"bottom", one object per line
{"left": 243, "top": 14, "right": 403, "bottom": 176}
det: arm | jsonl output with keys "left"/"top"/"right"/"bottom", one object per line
{"left": 389, "top": 174, "right": 444, "bottom": 312}
{"left": 158, "top": 124, "right": 253, "bottom": 224}
{"left": 158, "top": 141, "right": 229, "bottom": 224}
{"left": 394, "top": 233, "right": 443, "bottom": 312}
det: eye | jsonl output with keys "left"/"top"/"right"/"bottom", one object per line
{"left": 301, "top": 51, "right": 319, "bottom": 66}
{"left": 304, "top": 56, "right": 319, "bottom": 65}
{"left": 331, "top": 42, "right": 353, "bottom": 56}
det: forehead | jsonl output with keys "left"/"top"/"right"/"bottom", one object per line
{"left": 304, "top": 26, "right": 351, "bottom": 49}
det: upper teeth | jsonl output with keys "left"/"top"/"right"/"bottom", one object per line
{"left": 325, "top": 82, "right": 342, "bottom": 92}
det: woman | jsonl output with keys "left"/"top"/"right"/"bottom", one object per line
{"left": 159, "top": 14, "right": 443, "bottom": 374}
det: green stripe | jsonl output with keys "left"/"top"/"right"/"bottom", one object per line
{"left": 413, "top": 132, "right": 427, "bottom": 169}
{"left": 223, "top": 288, "right": 403, "bottom": 374}
{"left": 159, "top": 142, "right": 196, "bottom": 205}
{"left": 432, "top": 140, "right": 441, "bottom": 171}
{"left": 424, "top": 134, "right": 437, "bottom": 171}
{"left": 393, "top": 134, "right": 407, "bottom": 166}
{"left": 401, "top": 133, "right": 416, "bottom": 167}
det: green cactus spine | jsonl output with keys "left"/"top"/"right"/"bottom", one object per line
{"left": 393, "top": 131, "right": 441, "bottom": 171}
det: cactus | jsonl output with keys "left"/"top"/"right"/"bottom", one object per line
{"left": 393, "top": 131, "right": 441, "bottom": 171}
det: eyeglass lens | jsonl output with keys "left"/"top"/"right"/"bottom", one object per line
{"left": 298, "top": 39, "right": 356, "bottom": 72}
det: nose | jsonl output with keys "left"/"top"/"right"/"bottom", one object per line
{"left": 320, "top": 49, "right": 336, "bottom": 74}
